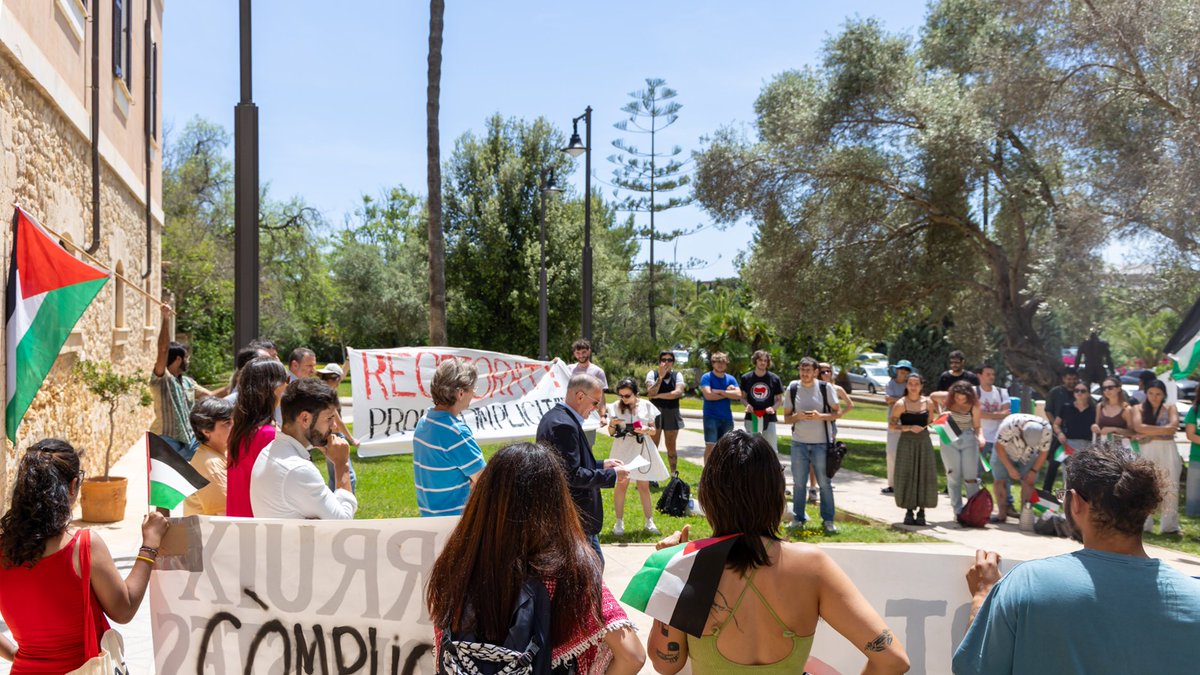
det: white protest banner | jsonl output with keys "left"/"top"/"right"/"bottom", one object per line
{"left": 150, "top": 516, "right": 457, "bottom": 674}
{"left": 804, "top": 545, "right": 1018, "bottom": 675}
{"left": 348, "top": 347, "right": 595, "bottom": 457}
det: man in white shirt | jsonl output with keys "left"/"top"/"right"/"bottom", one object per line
{"left": 250, "top": 378, "right": 357, "bottom": 519}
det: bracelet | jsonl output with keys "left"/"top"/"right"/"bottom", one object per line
{"left": 136, "top": 556, "right": 157, "bottom": 566}
{"left": 139, "top": 546, "right": 159, "bottom": 555}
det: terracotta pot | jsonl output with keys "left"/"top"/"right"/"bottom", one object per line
{"left": 80, "top": 476, "right": 127, "bottom": 523}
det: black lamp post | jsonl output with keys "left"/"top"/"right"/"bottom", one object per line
{"left": 233, "top": 0, "right": 260, "bottom": 351}
{"left": 538, "top": 169, "right": 562, "bottom": 360}
{"left": 562, "top": 107, "right": 592, "bottom": 342}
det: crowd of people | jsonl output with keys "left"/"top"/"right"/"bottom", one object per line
{"left": 1, "top": 316, "right": 1199, "bottom": 673}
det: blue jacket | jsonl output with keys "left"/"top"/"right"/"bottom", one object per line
{"left": 536, "top": 403, "right": 616, "bottom": 535}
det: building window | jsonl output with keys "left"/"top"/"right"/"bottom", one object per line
{"left": 112, "top": 0, "right": 131, "bottom": 90}
{"left": 114, "top": 261, "right": 127, "bottom": 329}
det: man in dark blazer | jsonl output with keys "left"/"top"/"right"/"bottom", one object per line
{"left": 536, "top": 373, "right": 629, "bottom": 565}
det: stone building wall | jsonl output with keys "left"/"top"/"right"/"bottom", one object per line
{"left": 0, "top": 48, "right": 161, "bottom": 498}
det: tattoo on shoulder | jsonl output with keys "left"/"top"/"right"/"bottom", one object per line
{"left": 655, "top": 649, "right": 680, "bottom": 664}
{"left": 864, "top": 629, "right": 893, "bottom": 653}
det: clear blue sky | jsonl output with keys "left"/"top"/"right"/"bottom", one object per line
{"left": 163, "top": 1, "right": 929, "bottom": 279}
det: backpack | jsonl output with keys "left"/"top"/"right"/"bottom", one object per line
{"left": 439, "top": 578, "right": 555, "bottom": 675}
{"left": 957, "top": 488, "right": 994, "bottom": 528}
{"left": 656, "top": 472, "right": 691, "bottom": 517}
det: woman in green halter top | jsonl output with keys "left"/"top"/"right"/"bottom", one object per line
{"left": 647, "top": 431, "right": 910, "bottom": 674}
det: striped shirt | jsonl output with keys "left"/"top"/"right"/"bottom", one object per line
{"left": 412, "top": 408, "right": 486, "bottom": 517}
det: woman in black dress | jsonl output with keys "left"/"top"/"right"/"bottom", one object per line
{"left": 889, "top": 373, "right": 939, "bottom": 525}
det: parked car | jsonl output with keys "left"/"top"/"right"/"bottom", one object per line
{"left": 1061, "top": 347, "right": 1077, "bottom": 366}
{"left": 857, "top": 352, "right": 888, "bottom": 364}
{"left": 848, "top": 364, "right": 891, "bottom": 394}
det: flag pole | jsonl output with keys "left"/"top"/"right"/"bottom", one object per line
{"left": 11, "top": 205, "right": 172, "bottom": 314}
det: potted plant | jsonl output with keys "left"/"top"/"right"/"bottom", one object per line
{"left": 74, "top": 360, "right": 151, "bottom": 523}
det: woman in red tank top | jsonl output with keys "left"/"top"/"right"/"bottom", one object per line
{"left": 226, "top": 358, "right": 289, "bottom": 517}
{"left": 0, "top": 439, "right": 168, "bottom": 673}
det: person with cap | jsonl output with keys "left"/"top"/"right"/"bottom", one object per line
{"left": 989, "top": 413, "right": 1052, "bottom": 523}
{"left": 881, "top": 360, "right": 913, "bottom": 495}
{"left": 315, "top": 362, "right": 358, "bottom": 492}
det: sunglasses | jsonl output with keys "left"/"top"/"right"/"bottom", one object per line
{"left": 619, "top": 393, "right": 635, "bottom": 400}
{"left": 1102, "top": 385, "right": 1119, "bottom": 391}
{"left": 660, "top": 358, "right": 674, "bottom": 363}
{"left": 1074, "top": 389, "right": 1089, "bottom": 394}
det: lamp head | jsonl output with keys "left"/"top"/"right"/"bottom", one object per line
{"left": 542, "top": 170, "right": 563, "bottom": 194}
{"left": 562, "top": 131, "right": 587, "bottom": 157}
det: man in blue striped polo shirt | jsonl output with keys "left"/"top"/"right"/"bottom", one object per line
{"left": 413, "top": 358, "right": 486, "bottom": 516}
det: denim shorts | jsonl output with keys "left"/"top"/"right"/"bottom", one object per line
{"left": 703, "top": 416, "right": 734, "bottom": 443}
{"left": 991, "top": 449, "right": 1037, "bottom": 482}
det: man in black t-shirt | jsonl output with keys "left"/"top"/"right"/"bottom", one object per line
{"left": 646, "top": 350, "right": 686, "bottom": 474}
{"left": 937, "top": 350, "right": 980, "bottom": 391}
{"left": 740, "top": 350, "right": 785, "bottom": 451}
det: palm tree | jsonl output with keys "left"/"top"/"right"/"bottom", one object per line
{"left": 426, "top": 0, "right": 448, "bottom": 345}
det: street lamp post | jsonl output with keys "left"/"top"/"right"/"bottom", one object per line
{"left": 562, "top": 107, "right": 592, "bottom": 342}
{"left": 233, "top": 0, "right": 260, "bottom": 351}
{"left": 538, "top": 169, "right": 562, "bottom": 360}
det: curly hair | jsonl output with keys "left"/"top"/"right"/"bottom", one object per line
{"left": 947, "top": 380, "right": 978, "bottom": 408}
{"left": 0, "top": 439, "right": 80, "bottom": 568}
{"left": 1067, "top": 440, "right": 1162, "bottom": 536}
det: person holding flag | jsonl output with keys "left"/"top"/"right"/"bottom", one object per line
{"left": 1050, "top": 381, "right": 1095, "bottom": 484}
{"left": 0, "top": 439, "right": 169, "bottom": 673}
{"left": 931, "top": 380, "right": 985, "bottom": 517}
{"left": 739, "top": 350, "right": 784, "bottom": 450}
{"left": 606, "top": 378, "right": 663, "bottom": 536}
{"left": 630, "top": 431, "right": 909, "bottom": 674}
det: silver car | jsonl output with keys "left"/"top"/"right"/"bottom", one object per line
{"left": 848, "top": 364, "right": 891, "bottom": 394}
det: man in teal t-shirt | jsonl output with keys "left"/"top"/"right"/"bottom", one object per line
{"left": 954, "top": 443, "right": 1200, "bottom": 674}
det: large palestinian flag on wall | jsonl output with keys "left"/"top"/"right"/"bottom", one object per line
{"left": 5, "top": 207, "right": 108, "bottom": 438}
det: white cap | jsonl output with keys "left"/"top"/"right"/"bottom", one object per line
{"left": 317, "top": 363, "right": 344, "bottom": 377}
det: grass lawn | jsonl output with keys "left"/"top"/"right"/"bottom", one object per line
{"left": 807, "top": 439, "right": 1200, "bottom": 556}
{"left": 325, "top": 424, "right": 937, "bottom": 545}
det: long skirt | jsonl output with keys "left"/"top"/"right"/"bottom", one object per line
{"left": 895, "top": 431, "right": 939, "bottom": 510}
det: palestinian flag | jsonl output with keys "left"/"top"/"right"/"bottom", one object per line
{"left": 1165, "top": 295, "right": 1200, "bottom": 377}
{"left": 148, "top": 432, "right": 208, "bottom": 509}
{"left": 931, "top": 412, "right": 960, "bottom": 447}
{"left": 750, "top": 409, "right": 763, "bottom": 433}
{"left": 1054, "top": 441, "right": 1077, "bottom": 462}
{"left": 5, "top": 207, "right": 108, "bottom": 439}
{"left": 621, "top": 534, "right": 738, "bottom": 636}
{"left": 1029, "top": 491, "right": 1059, "bottom": 516}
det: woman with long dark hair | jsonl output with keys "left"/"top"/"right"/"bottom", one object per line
{"left": 1091, "top": 376, "right": 1134, "bottom": 444}
{"left": 0, "top": 439, "right": 168, "bottom": 672}
{"left": 226, "top": 357, "right": 288, "bottom": 517}
{"left": 890, "top": 373, "right": 939, "bottom": 526}
{"left": 427, "top": 442, "right": 645, "bottom": 674}
{"left": 647, "top": 431, "right": 909, "bottom": 674}
{"left": 1133, "top": 380, "right": 1181, "bottom": 534}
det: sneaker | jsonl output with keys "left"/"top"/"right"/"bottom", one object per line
{"left": 881, "top": 487, "right": 894, "bottom": 495}
{"left": 822, "top": 521, "right": 839, "bottom": 535}
{"left": 989, "top": 514, "right": 1005, "bottom": 524}
{"left": 645, "top": 520, "right": 660, "bottom": 535}
{"left": 612, "top": 520, "right": 624, "bottom": 536}
{"left": 649, "top": 481, "right": 660, "bottom": 489}
{"left": 1006, "top": 506, "right": 1021, "bottom": 519}
{"left": 807, "top": 487, "right": 819, "bottom": 503}
{"left": 786, "top": 520, "right": 806, "bottom": 533}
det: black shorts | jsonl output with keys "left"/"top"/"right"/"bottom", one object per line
{"left": 656, "top": 408, "right": 684, "bottom": 432}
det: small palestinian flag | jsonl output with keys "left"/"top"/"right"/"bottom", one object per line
{"left": 5, "top": 207, "right": 108, "bottom": 438}
{"left": 980, "top": 452, "right": 992, "bottom": 473}
{"left": 1029, "top": 491, "right": 1059, "bottom": 516}
{"left": 1129, "top": 439, "right": 1141, "bottom": 455}
{"left": 148, "top": 432, "right": 208, "bottom": 509}
{"left": 1053, "top": 441, "right": 1077, "bottom": 462}
{"left": 931, "top": 413, "right": 960, "bottom": 447}
{"left": 750, "top": 410, "right": 763, "bottom": 434}
{"left": 621, "top": 534, "right": 738, "bottom": 636}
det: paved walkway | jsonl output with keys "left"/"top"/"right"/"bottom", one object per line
{"left": 5, "top": 414, "right": 1196, "bottom": 674}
